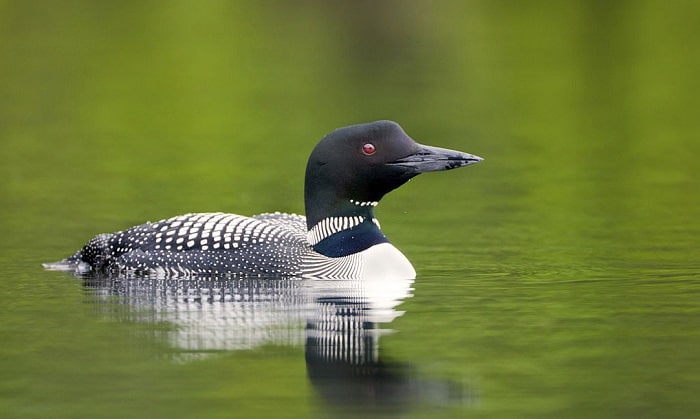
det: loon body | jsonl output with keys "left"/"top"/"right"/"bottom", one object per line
{"left": 44, "top": 121, "right": 482, "bottom": 279}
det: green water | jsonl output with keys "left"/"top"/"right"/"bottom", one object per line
{"left": 1, "top": 1, "right": 699, "bottom": 418}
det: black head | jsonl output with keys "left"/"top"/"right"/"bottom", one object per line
{"left": 304, "top": 120, "right": 483, "bottom": 229}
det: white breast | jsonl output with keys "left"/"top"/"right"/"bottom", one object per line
{"left": 301, "top": 242, "right": 416, "bottom": 280}
{"left": 358, "top": 242, "right": 416, "bottom": 280}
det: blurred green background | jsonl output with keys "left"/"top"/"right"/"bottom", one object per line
{"left": 1, "top": 1, "right": 699, "bottom": 418}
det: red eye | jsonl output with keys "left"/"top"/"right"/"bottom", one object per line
{"left": 362, "top": 143, "right": 376, "bottom": 155}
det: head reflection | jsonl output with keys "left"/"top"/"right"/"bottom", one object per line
{"left": 305, "top": 278, "right": 417, "bottom": 409}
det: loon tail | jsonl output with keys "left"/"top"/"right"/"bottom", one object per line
{"left": 43, "top": 232, "right": 116, "bottom": 273}
{"left": 42, "top": 250, "right": 87, "bottom": 272}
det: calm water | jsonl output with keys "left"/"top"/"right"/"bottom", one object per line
{"left": 1, "top": 1, "right": 699, "bottom": 418}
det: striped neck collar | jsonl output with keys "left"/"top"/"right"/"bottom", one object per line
{"left": 307, "top": 215, "right": 382, "bottom": 246}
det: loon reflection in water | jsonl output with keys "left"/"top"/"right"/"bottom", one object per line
{"left": 84, "top": 275, "right": 473, "bottom": 410}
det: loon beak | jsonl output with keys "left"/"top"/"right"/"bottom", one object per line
{"left": 388, "top": 144, "right": 483, "bottom": 173}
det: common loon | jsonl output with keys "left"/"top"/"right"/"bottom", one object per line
{"left": 44, "top": 121, "right": 482, "bottom": 279}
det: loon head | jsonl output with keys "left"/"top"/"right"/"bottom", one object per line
{"left": 304, "top": 120, "right": 482, "bottom": 256}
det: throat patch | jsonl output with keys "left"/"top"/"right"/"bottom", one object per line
{"left": 311, "top": 219, "right": 388, "bottom": 257}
